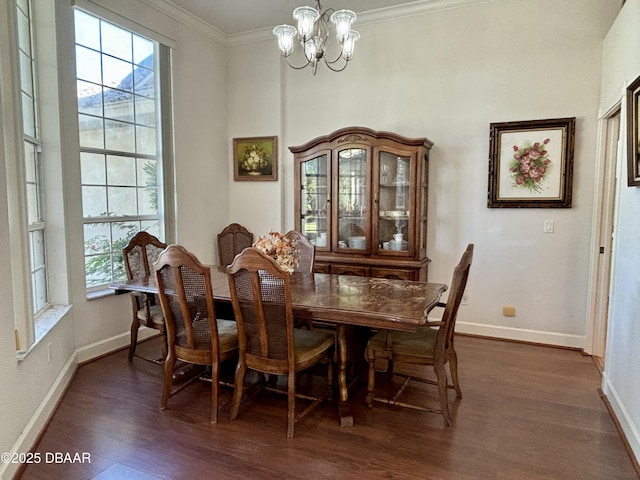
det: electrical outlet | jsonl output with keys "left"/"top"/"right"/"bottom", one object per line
{"left": 47, "top": 342, "right": 52, "bottom": 364}
{"left": 462, "top": 294, "right": 469, "bottom": 305}
{"left": 503, "top": 305, "right": 516, "bottom": 317}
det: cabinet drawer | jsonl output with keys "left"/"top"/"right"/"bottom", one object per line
{"left": 370, "top": 267, "right": 416, "bottom": 280}
{"left": 330, "top": 264, "right": 370, "bottom": 276}
{"left": 313, "top": 262, "right": 331, "bottom": 274}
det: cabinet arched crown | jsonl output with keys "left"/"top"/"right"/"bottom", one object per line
{"left": 290, "top": 127, "right": 433, "bottom": 281}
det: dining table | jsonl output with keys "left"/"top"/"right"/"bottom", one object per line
{"left": 111, "top": 268, "right": 447, "bottom": 427}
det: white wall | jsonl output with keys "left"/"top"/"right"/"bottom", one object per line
{"left": 228, "top": 0, "right": 619, "bottom": 347}
{"left": 227, "top": 39, "right": 284, "bottom": 236}
{"left": 600, "top": 0, "right": 640, "bottom": 462}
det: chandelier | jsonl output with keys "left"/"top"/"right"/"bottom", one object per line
{"left": 272, "top": 1, "right": 360, "bottom": 75}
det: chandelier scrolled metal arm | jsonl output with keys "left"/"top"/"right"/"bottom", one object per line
{"left": 272, "top": 1, "right": 360, "bottom": 75}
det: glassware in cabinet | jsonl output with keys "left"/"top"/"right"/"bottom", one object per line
{"left": 377, "top": 153, "right": 411, "bottom": 252}
{"left": 336, "top": 147, "right": 367, "bottom": 251}
{"left": 299, "top": 154, "right": 329, "bottom": 248}
{"left": 291, "top": 127, "right": 433, "bottom": 281}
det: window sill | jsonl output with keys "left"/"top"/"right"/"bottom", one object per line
{"left": 86, "top": 288, "right": 116, "bottom": 300}
{"left": 16, "top": 304, "right": 73, "bottom": 361}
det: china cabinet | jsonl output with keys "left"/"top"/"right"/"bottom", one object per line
{"left": 291, "top": 127, "right": 433, "bottom": 281}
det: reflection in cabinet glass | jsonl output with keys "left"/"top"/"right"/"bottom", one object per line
{"left": 378, "top": 153, "right": 410, "bottom": 252}
{"left": 300, "top": 154, "right": 328, "bottom": 246}
{"left": 291, "top": 127, "right": 433, "bottom": 281}
{"left": 338, "top": 148, "right": 367, "bottom": 250}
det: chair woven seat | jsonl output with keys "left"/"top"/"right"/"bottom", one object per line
{"left": 367, "top": 327, "right": 438, "bottom": 358}
{"left": 174, "top": 317, "right": 238, "bottom": 351}
{"left": 293, "top": 329, "right": 335, "bottom": 365}
{"left": 137, "top": 305, "right": 164, "bottom": 327}
{"left": 216, "top": 319, "right": 240, "bottom": 351}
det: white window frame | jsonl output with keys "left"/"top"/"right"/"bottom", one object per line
{"left": 18, "top": 0, "right": 50, "bottom": 317}
{"left": 73, "top": 6, "right": 175, "bottom": 294}
{"left": 2, "top": 0, "right": 76, "bottom": 355}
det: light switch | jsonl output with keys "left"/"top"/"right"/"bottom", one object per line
{"left": 543, "top": 219, "right": 554, "bottom": 233}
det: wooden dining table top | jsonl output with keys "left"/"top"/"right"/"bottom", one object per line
{"left": 111, "top": 268, "right": 448, "bottom": 332}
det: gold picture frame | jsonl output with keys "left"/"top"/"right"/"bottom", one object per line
{"left": 488, "top": 117, "right": 575, "bottom": 208}
{"left": 233, "top": 136, "right": 277, "bottom": 181}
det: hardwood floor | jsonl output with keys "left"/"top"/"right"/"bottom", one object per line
{"left": 19, "top": 335, "right": 638, "bottom": 480}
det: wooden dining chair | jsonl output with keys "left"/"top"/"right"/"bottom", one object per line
{"left": 154, "top": 244, "right": 239, "bottom": 424}
{"left": 365, "top": 243, "right": 474, "bottom": 426}
{"left": 123, "top": 231, "right": 167, "bottom": 364}
{"left": 284, "top": 230, "right": 315, "bottom": 273}
{"left": 217, "top": 223, "right": 254, "bottom": 266}
{"left": 226, "top": 247, "right": 335, "bottom": 438}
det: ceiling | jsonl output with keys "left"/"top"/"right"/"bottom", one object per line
{"left": 167, "top": 0, "right": 420, "bottom": 35}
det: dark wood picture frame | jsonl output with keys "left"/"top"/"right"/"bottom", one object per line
{"left": 488, "top": 117, "right": 575, "bottom": 208}
{"left": 626, "top": 74, "right": 640, "bottom": 186}
{"left": 233, "top": 136, "right": 278, "bottom": 181}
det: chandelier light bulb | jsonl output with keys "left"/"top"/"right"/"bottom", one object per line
{"left": 329, "top": 9, "right": 356, "bottom": 43}
{"left": 341, "top": 30, "right": 360, "bottom": 60}
{"left": 304, "top": 41, "right": 317, "bottom": 63}
{"left": 293, "top": 6, "right": 319, "bottom": 41}
{"left": 273, "top": 24, "right": 297, "bottom": 56}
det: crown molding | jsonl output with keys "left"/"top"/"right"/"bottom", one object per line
{"left": 138, "top": 0, "right": 227, "bottom": 43}
{"left": 358, "top": 0, "right": 499, "bottom": 27}
{"left": 226, "top": 0, "right": 498, "bottom": 47}
{"left": 140, "top": 0, "right": 498, "bottom": 47}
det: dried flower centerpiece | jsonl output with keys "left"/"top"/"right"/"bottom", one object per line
{"left": 253, "top": 231, "right": 298, "bottom": 273}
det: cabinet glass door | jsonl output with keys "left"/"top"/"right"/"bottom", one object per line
{"left": 378, "top": 152, "right": 411, "bottom": 252}
{"left": 336, "top": 148, "right": 367, "bottom": 250}
{"left": 299, "top": 154, "right": 328, "bottom": 248}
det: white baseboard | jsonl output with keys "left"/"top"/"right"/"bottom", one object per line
{"left": 75, "top": 328, "right": 159, "bottom": 364}
{"left": 0, "top": 352, "right": 77, "bottom": 480}
{"left": 601, "top": 371, "right": 640, "bottom": 466}
{"left": 455, "top": 321, "right": 585, "bottom": 349}
{"left": 0, "top": 328, "right": 160, "bottom": 480}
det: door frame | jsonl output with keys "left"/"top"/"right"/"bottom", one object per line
{"left": 586, "top": 104, "right": 620, "bottom": 357}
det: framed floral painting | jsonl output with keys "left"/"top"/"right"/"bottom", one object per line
{"left": 487, "top": 117, "right": 575, "bottom": 208}
{"left": 233, "top": 136, "right": 277, "bottom": 181}
{"left": 626, "top": 74, "right": 640, "bottom": 186}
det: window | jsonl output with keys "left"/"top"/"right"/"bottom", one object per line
{"left": 17, "top": 0, "right": 49, "bottom": 314}
{"left": 74, "top": 9, "right": 171, "bottom": 291}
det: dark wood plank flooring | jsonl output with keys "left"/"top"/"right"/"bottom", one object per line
{"left": 18, "top": 335, "right": 638, "bottom": 480}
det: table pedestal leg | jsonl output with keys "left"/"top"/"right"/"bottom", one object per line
{"left": 336, "top": 324, "right": 354, "bottom": 427}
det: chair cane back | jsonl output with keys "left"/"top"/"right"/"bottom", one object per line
{"left": 217, "top": 223, "right": 254, "bottom": 267}
{"left": 154, "top": 244, "right": 238, "bottom": 424}
{"left": 123, "top": 231, "right": 167, "bottom": 363}
{"left": 284, "top": 230, "right": 315, "bottom": 273}
{"left": 226, "top": 247, "right": 334, "bottom": 438}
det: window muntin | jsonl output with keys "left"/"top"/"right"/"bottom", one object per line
{"left": 74, "top": 9, "right": 164, "bottom": 290}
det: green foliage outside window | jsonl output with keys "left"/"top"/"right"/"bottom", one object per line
{"left": 84, "top": 160, "right": 159, "bottom": 288}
